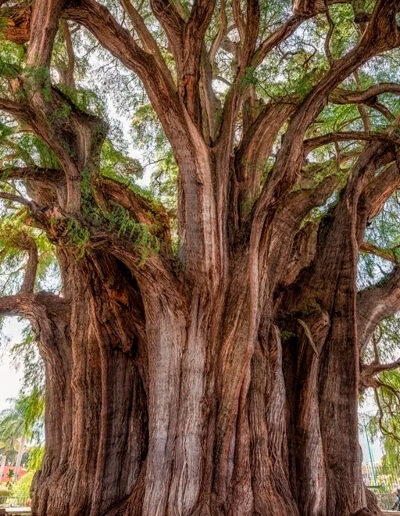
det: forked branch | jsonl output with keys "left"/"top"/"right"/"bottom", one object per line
{"left": 120, "top": 0, "right": 170, "bottom": 77}
{"left": 252, "top": 0, "right": 400, "bottom": 230}
{"left": 362, "top": 359, "right": 400, "bottom": 381}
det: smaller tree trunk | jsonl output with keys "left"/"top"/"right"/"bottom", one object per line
{"left": 0, "top": 454, "right": 6, "bottom": 482}
{"left": 14, "top": 437, "right": 25, "bottom": 482}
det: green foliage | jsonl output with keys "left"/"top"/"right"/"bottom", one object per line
{"left": 23, "top": 65, "right": 52, "bottom": 101}
{"left": 325, "top": 4, "right": 359, "bottom": 59}
{"left": 66, "top": 218, "right": 90, "bottom": 258}
{"left": 280, "top": 330, "right": 297, "bottom": 342}
{"left": 7, "top": 133, "right": 60, "bottom": 169}
{"left": 13, "top": 471, "right": 34, "bottom": 502}
{"left": 241, "top": 66, "right": 257, "bottom": 89}
{"left": 0, "top": 388, "right": 44, "bottom": 446}
{"left": 362, "top": 308, "right": 400, "bottom": 475}
{"left": 131, "top": 103, "right": 166, "bottom": 152}
{"left": 364, "top": 368, "right": 400, "bottom": 477}
{"left": 0, "top": 485, "right": 11, "bottom": 497}
{"left": 56, "top": 84, "right": 105, "bottom": 118}
{"left": 48, "top": 102, "right": 71, "bottom": 124}
{"left": 79, "top": 164, "right": 161, "bottom": 264}
{"left": 27, "top": 446, "right": 44, "bottom": 472}
{"left": 149, "top": 150, "right": 178, "bottom": 212}
{"left": 102, "top": 202, "right": 160, "bottom": 266}
{"left": 10, "top": 329, "right": 44, "bottom": 396}
{"left": 100, "top": 139, "right": 143, "bottom": 182}
{"left": 0, "top": 42, "right": 22, "bottom": 80}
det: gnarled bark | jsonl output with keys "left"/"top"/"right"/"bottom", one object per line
{"left": 0, "top": 1, "right": 399, "bottom": 515}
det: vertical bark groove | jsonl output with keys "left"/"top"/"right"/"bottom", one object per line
{"left": 0, "top": 1, "right": 398, "bottom": 515}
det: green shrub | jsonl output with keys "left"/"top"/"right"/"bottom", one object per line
{"left": 13, "top": 471, "right": 34, "bottom": 502}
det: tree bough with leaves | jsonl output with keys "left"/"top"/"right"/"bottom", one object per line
{"left": 0, "top": 0, "right": 400, "bottom": 514}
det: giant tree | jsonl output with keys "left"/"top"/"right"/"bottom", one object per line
{"left": 0, "top": 0, "right": 400, "bottom": 514}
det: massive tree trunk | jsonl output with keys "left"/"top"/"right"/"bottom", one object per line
{"left": 30, "top": 182, "right": 385, "bottom": 515}
{"left": 26, "top": 231, "right": 381, "bottom": 516}
{"left": 0, "top": 0, "right": 400, "bottom": 515}
{"left": 26, "top": 248, "right": 368, "bottom": 516}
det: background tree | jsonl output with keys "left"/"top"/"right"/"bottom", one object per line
{"left": 1, "top": 0, "right": 400, "bottom": 515}
{"left": 0, "top": 388, "right": 44, "bottom": 481}
{"left": 0, "top": 438, "right": 12, "bottom": 483}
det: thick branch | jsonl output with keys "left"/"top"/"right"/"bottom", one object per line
{"left": 21, "top": 85, "right": 107, "bottom": 211}
{"left": 209, "top": 0, "right": 227, "bottom": 64}
{"left": 353, "top": 147, "right": 398, "bottom": 250}
{"left": 252, "top": 15, "right": 305, "bottom": 67}
{"left": 235, "top": 100, "right": 296, "bottom": 215}
{"left": 361, "top": 162, "right": 400, "bottom": 223}
{"left": 240, "top": 0, "right": 260, "bottom": 67}
{"left": 358, "top": 266, "right": 400, "bottom": 349}
{"left": 10, "top": 232, "right": 39, "bottom": 294}
{"left": 150, "top": 0, "right": 185, "bottom": 61}
{"left": 232, "top": 0, "right": 245, "bottom": 40}
{"left": 0, "top": 291, "right": 65, "bottom": 320}
{"left": 1, "top": 4, "right": 31, "bottom": 44}
{"left": 304, "top": 131, "right": 400, "bottom": 153}
{"left": 0, "top": 167, "right": 64, "bottom": 207}
{"left": 65, "top": 0, "right": 189, "bottom": 154}
{"left": 362, "top": 359, "right": 400, "bottom": 380}
{"left": 219, "top": 9, "right": 302, "bottom": 148}
{"left": 360, "top": 241, "right": 398, "bottom": 264}
{"left": 360, "top": 360, "right": 400, "bottom": 394}
{"left": 0, "top": 97, "right": 27, "bottom": 118}
{"left": 62, "top": 21, "right": 76, "bottom": 88}
{"left": 26, "top": 0, "right": 66, "bottom": 67}
{"left": 0, "top": 191, "right": 38, "bottom": 211}
{"left": 331, "top": 82, "right": 400, "bottom": 105}
{"left": 120, "top": 0, "right": 170, "bottom": 76}
{"left": 151, "top": 0, "right": 217, "bottom": 124}
{"left": 97, "top": 177, "right": 171, "bottom": 243}
{"left": 272, "top": 165, "right": 341, "bottom": 275}
{"left": 178, "top": 0, "right": 217, "bottom": 121}
{"left": 0, "top": 166, "right": 62, "bottom": 183}
{"left": 65, "top": 1, "right": 219, "bottom": 279}
{"left": 1, "top": 3, "right": 109, "bottom": 212}
{"left": 293, "top": 0, "right": 325, "bottom": 15}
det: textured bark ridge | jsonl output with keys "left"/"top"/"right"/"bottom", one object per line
{"left": 0, "top": 0, "right": 400, "bottom": 515}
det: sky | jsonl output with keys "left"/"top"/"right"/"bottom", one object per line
{"left": 0, "top": 318, "right": 24, "bottom": 411}
{"left": 360, "top": 418, "right": 384, "bottom": 466}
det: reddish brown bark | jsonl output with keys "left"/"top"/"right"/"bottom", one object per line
{"left": 0, "top": 1, "right": 400, "bottom": 515}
